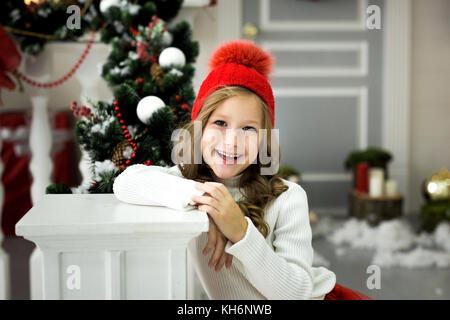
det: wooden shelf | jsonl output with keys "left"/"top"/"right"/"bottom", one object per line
{"left": 349, "top": 190, "right": 403, "bottom": 226}
{"left": 351, "top": 190, "right": 403, "bottom": 201}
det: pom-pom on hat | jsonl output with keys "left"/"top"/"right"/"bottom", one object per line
{"left": 191, "top": 40, "right": 276, "bottom": 128}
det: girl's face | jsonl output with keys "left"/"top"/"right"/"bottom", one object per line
{"left": 201, "top": 94, "right": 264, "bottom": 179}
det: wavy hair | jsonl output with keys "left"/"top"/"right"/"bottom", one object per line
{"left": 171, "top": 86, "right": 289, "bottom": 238}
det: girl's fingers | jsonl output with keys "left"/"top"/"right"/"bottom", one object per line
{"left": 203, "top": 218, "right": 217, "bottom": 256}
{"left": 195, "top": 181, "right": 227, "bottom": 200}
{"left": 209, "top": 236, "right": 226, "bottom": 268}
{"left": 215, "top": 251, "right": 228, "bottom": 272}
{"left": 197, "top": 204, "right": 220, "bottom": 218}
{"left": 192, "top": 195, "right": 219, "bottom": 211}
{"left": 225, "top": 253, "right": 233, "bottom": 269}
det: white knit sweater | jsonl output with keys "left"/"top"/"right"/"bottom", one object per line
{"left": 113, "top": 164, "right": 336, "bottom": 300}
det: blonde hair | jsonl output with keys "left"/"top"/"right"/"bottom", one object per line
{"left": 172, "top": 86, "right": 288, "bottom": 238}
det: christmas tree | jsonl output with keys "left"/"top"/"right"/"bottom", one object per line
{"left": 38, "top": 0, "right": 199, "bottom": 194}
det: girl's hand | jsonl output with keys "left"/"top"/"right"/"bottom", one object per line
{"left": 191, "top": 181, "right": 248, "bottom": 244}
{"left": 204, "top": 215, "right": 234, "bottom": 271}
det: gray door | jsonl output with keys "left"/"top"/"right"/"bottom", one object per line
{"left": 242, "top": 0, "right": 384, "bottom": 215}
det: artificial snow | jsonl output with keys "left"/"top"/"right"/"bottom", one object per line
{"left": 93, "top": 160, "right": 119, "bottom": 181}
{"left": 128, "top": 4, "right": 141, "bottom": 15}
{"left": 122, "top": 145, "right": 133, "bottom": 159}
{"left": 37, "top": 7, "right": 52, "bottom": 18}
{"left": 109, "top": 66, "right": 121, "bottom": 76}
{"left": 311, "top": 216, "right": 343, "bottom": 239}
{"left": 10, "top": 9, "right": 20, "bottom": 23}
{"left": 91, "top": 115, "right": 116, "bottom": 135}
{"left": 128, "top": 52, "right": 138, "bottom": 60}
{"left": 120, "top": 66, "right": 131, "bottom": 77}
{"left": 113, "top": 21, "right": 124, "bottom": 34}
{"left": 434, "top": 222, "right": 450, "bottom": 252}
{"left": 126, "top": 125, "right": 139, "bottom": 137}
{"left": 71, "top": 185, "right": 90, "bottom": 194}
{"left": 169, "top": 69, "right": 183, "bottom": 77}
{"left": 373, "top": 247, "right": 450, "bottom": 269}
{"left": 327, "top": 218, "right": 450, "bottom": 269}
{"left": 328, "top": 218, "right": 415, "bottom": 252}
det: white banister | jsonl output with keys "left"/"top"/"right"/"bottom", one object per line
{"left": 16, "top": 194, "right": 208, "bottom": 299}
{"left": 23, "top": 48, "right": 53, "bottom": 301}
{"left": 0, "top": 131, "right": 10, "bottom": 300}
{"left": 25, "top": 49, "right": 53, "bottom": 205}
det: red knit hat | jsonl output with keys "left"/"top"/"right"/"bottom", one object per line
{"left": 191, "top": 40, "right": 276, "bottom": 128}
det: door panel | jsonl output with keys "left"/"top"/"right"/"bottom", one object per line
{"left": 242, "top": 0, "right": 384, "bottom": 214}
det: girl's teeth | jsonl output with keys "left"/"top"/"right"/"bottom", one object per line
{"left": 217, "top": 150, "right": 240, "bottom": 158}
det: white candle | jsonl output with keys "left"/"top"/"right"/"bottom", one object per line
{"left": 385, "top": 179, "right": 398, "bottom": 196}
{"left": 369, "top": 168, "right": 384, "bottom": 197}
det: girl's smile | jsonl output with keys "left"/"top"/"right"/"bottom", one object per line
{"left": 213, "top": 148, "right": 244, "bottom": 165}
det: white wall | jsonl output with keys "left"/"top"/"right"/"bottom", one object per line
{"left": 409, "top": 0, "right": 450, "bottom": 212}
{"left": 188, "top": 0, "right": 242, "bottom": 93}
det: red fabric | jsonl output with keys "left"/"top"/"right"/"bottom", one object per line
{"left": 191, "top": 40, "right": 275, "bottom": 128}
{"left": 0, "top": 112, "right": 32, "bottom": 235}
{"left": 0, "top": 111, "right": 79, "bottom": 235}
{"left": 50, "top": 112, "right": 79, "bottom": 185}
{"left": 0, "top": 24, "right": 22, "bottom": 105}
{"left": 208, "top": 40, "right": 274, "bottom": 79}
{"left": 324, "top": 283, "right": 372, "bottom": 300}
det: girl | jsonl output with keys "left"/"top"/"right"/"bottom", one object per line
{"left": 113, "top": 40, "right": 337, "bottom": 300}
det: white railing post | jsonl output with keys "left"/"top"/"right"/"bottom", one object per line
{"left": 25, "top": 49, "right": 53, "bottom": 205}
{"left": 0, "top": 132, "right": 11, "bottom": 300}
{"left": 24, "top": 48, "right": 53, "bottom": 300}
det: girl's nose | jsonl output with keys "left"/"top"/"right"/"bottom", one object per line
{"left": 223, "top": 128, "right": 245, "bottom": 149}
{"left": 224, "top": 128, "right": 238, "bottom": 145}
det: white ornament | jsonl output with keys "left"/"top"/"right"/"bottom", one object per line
{"left": 136, "top": 96, "right": 166, "bottom": 124}
{"left": 100, "top": 0, "right": 121, "bottom": 13}
{"left": 158, "top": 47, "right": 186, "bottom": 69}
{"left": 161, "top": 31, "right": 173, "bottom": 47}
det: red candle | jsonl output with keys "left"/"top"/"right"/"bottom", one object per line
{"left": 356, "top": 162, "right": 369, "bottom": 193}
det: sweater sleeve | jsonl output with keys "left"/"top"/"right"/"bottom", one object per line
{"left": 225, "top": 183, "right": 315, "bottom": 300}
{"left": 112, "top": 164, "right": 205, "bottom": 211}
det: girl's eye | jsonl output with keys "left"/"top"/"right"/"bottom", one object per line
{"left": 213, "top": 120, "right": 226, "bottom": 126}
{"left": 213, "top": 120, "right": 256, "bottom": 132}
